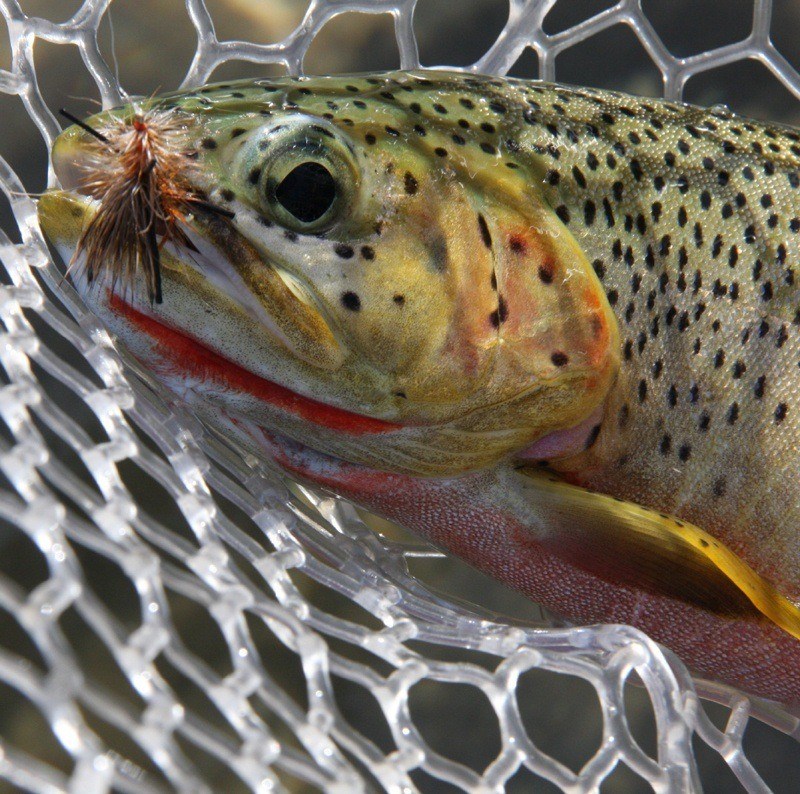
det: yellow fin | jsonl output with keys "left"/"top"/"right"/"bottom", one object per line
{"left": 515, "top": 466, "right": 800, "bottom": 640}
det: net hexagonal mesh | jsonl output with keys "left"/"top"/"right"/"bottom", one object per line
{"left": 1, "top": 1, "right": 799, "bottom": 791}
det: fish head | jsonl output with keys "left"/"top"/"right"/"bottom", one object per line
{"left": 38, "top": 72, "right": 619, "bottom": 476}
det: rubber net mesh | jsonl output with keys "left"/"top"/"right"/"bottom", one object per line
{"left": 1, "top": 1, "right": 800, "bottom": 792}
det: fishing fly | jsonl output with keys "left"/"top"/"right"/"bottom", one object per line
{"left": 59, "top": 105, "right": 233, "bottom": 304}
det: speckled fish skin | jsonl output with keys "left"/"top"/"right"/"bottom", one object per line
{"left": 515, "top": 79, "right": 800, "bottom": 605}
{"left": 38, "top": 70, "right": 800, "bottom": 707}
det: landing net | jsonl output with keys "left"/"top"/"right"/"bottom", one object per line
{"left": 1, "top": 1, "right": 799, "bottom": 792}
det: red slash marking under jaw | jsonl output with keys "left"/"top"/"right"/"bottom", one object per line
{"left": 110, "top": 294, "right": 403, "bottom": 435}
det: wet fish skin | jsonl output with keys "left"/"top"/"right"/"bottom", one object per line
{"left": 37, "top": 70, "right": 800, "bottom": 706}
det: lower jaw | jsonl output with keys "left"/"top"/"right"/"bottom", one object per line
{"left": 108, "top": 293, "right": 405, "bottom": 437}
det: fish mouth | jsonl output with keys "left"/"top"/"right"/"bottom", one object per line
{"left": 38, "top": 122, "right": 408, "bottom": 441}
{"left": 39, "top": 186, "right": 412, "bottom": 448}
{"left": 46, "top": 123, "right": 347, "bottom": 363}
{"left": 38, "top": 183, "right": 406, "bottom": 419}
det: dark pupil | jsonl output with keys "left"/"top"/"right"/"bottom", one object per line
{"left": 274, "top": 161, "right": 337, "bottom": 223}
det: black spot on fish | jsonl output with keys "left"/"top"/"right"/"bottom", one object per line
{"left": 335, "top": 244, "right": 354, "bottom": 259}
{"left": 427, "top": 233, "right": 448, "bottom": 272}
{"left": 551, "top": 351, "right": 569, "bottom": 367}
{"left": 477, "top": 214, "right": 492, "bottom": 248}
{"left": 341, "top": 291, "right": 361, "bottom": 311}
{"left": 667, "top": 385, "right": 678, "bottom": 407}
{"left": 498, "top": 295, "right": 509, "bottom": 322}
{"left": 584, "top": 424, "right": 601, "bottom": 450}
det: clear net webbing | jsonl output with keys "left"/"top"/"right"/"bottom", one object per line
{"left": 1, "top": 1, "right": 800, "bottom": 792}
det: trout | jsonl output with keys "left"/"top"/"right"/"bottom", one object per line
{"left": 38, "top": 71, "right": 800, "bottom": 707}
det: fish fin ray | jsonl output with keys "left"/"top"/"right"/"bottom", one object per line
{"left": 515, "top": 466, "right": 800, "bottom": 639}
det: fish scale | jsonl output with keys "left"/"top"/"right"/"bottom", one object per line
{"left": 503, "top": 80, "right": 800, "bottom": 598}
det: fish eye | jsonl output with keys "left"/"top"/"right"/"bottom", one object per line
{"left": 273, "top": 161, "right": 337, "bottom": 224}
{"left": 232, "top": 116, "right": 357, "bottom": 233}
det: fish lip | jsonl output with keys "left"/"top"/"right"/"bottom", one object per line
{"left": 51, "top": 125, "right": 104, "bottom": 195}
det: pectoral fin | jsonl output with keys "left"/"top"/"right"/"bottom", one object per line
{"left": 515, "top": 466, "right": 800, "bottom": 639}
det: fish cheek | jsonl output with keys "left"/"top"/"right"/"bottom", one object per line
{"left": 330, "top": 179, "right": 499, "bottom": 408}
{"left": 384, "top": 187, "right": 505, "bottom": 404}
{"left": 466, "top": 199, "right": 621, "bottom": 442}
{"left": 336, "top": 249, "right": 454, "bottom": 383}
